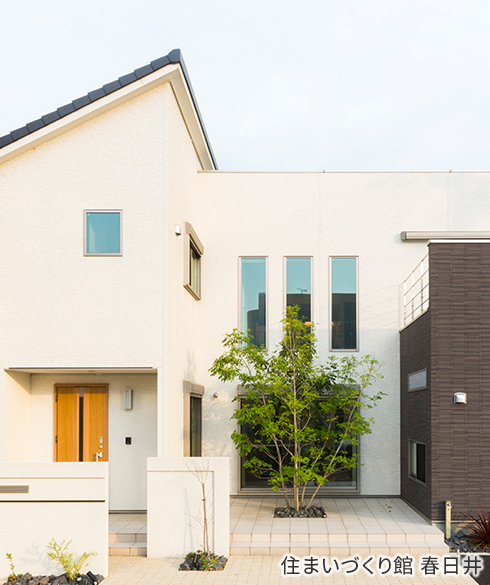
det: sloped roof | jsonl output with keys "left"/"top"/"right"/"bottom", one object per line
{"left": 0, "top": 48, "right": 217, "bottom": 169}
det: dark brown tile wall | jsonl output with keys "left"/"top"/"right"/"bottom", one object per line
{"left": 430, "top": 243, "right": 490, "bottom": 521}
{"left": 400, "top": 310, "right": 431, "bottom": 518}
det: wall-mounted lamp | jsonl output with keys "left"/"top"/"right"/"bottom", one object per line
{"left": 175, "top": 225, "right": 182, "bottom": 236}
{"left": 124, "top": 388, "right": 133, "bottom": 410}
{"left": 213, "top": 392, "right": 220, "bottom": 400}
{"left": 453, "top": 392, "right": 467, "bottom": 404}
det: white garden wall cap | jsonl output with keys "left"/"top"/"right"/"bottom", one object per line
{"left": 0, "top": 461, "right": 108, "bottom": 478}
{"left": 0, "top": 48, "right": 218, "bottom": 170}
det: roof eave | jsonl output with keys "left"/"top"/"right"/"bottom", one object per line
{"left": 0, "top": 54, "right": 217, "bottom": 171}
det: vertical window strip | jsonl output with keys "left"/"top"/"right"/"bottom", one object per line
{"left": 240, "top": 257, "right": 267, "bottom": 347}
{"left": 285, "top": 257, "right": 312, "bottom": 322}
{"left": 331, "top": 257, "right": 358, "bottom": 350}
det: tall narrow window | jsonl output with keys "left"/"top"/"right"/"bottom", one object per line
{"left": 190, "top": 396, "right": 202, "bottom": 457}
{"left": 286, "top": 257, "right": 311, "bottom": 322}
{"left": 183, "top": 381, "right": 204, "bottom": 457}
{"left": 184, "top": 222, "right": 204, "bottom": 300}
{"left": 240, "top": 258, "right": 266, "bottom": 347}
{"left": 331, "top": 257, "right": 357, "bottom": 350}
{"left": 85, "top": 210, "right": 122, "bottom": 255}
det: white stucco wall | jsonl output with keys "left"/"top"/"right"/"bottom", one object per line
{"left": 2, "top": 372, "right": 31, "bottom": 461}
{"left": 162, "top": 84, "right": 206, "bottom": 458}
{"left": 0, "top": 83, "right": 174, "bottom": 509}
{"left": 195, "top": 170, "right": 487, "bottom": 496}
{"left": 0, "top": 85, "right": 166, "bottom": 368}
{"left": 28, "top": 373, "right": 157, "bottom": 510}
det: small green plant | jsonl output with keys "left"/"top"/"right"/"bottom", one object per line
{"left": 464, "top": 510, "right": 490, "bottom": 551}
{"left": 5, "top": 553, "right": 20, "bottom": 583}
{"left": 184, "top": 550, "right": 224, "bottom": 571}
{"left": 46, "top": 539, "right": 96, "bottom": 580}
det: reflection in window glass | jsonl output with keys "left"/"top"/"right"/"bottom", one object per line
{"left": 190, "top": 244, "right": 200, "bottom": 296}
{"left": 241, "top": 258, "right": 266, "bottom": 347}
{"left": 190, "top": 396, "right": 202, "bottom": 457}
{"left": 286, "top": 257, "right": 311, "bottom": 322}
{"left": 409, "top": 441, "right": 426, "bottom": 483}
{"left": 331, "top": 258, "right": 357, "bottom": 350}
{"left": 86, "top": 211, "right": 121, "bottom": 255}
{"left": 240, "top": 399, "right": 357, "bottom": 489}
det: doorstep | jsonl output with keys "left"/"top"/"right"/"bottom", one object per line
{"left": 109, "top": 513, "right": 147, "bottom": 557}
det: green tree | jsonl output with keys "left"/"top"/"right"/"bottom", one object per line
{"left": 209, "top": 306, "right": 384, "bottom": 511}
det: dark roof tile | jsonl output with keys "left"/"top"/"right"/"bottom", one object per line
{"left": 72, "top": 95, "right": 91, "bottom": 109}
{"left": 88, "top": 87, "right": 106, "bottom": 101}
{"left": 118, "top": 72, "right": 137, "bottom": 87}
{"left": 42, "top": 111, "right": 60, "bottom": 125}
{"left": 0, "top": 135, "right": 14, "bottom": 148}
{"left": 103, "top": 80, "right": 122, "bottom": 94}
{"left": 134, "top": 64, "right": 154, "bottom": 79}
{"left": 26, "top": 119, "right": 45, "bottom": 133}
{"left": 151, "top": 56, "right": 170, "bottom": 71}
{"left": 168, "top": 49, "right": 181, "bottom": 63}
{"left": 11, "top": 127, "right": 29, "bottom": 140}
{"left": 57, "top": 103, "right": 76, "bottom": 117}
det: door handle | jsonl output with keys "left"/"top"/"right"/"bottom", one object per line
{"left": 96, "top": 452, "right": 103, "bottom": 461}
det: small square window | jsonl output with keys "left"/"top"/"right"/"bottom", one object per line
{"left": 85, "top": 210, "right": 122, "bottom": 256}
{"left": 184, "top": 222, "right": 203, "bottom": 300}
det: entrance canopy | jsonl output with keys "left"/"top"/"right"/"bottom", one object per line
{"left": 6, "top": 367, "right": 157, "bottom": 375}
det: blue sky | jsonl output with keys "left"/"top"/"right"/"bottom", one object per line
{"left": 2, "top": 1, "right": 490, "bottom": 171}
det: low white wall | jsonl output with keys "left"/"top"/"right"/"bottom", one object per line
{"left": 0, "top": 462, "right": 108, "bottom": 578}
{"left": 147, "top": 457, "right": 229, "bottom": 558}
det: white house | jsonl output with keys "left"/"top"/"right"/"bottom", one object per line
{"left": 1, "top": 49, "right": 490, "bottom": 525}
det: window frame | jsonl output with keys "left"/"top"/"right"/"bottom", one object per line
{"left": 183, "top": 222, "right": 204, "bottom": 300}
{"left": 238, "top": 256, "right": 268, "bottom": 349}
{"left": 408, "top": 440, "right": 427, "bottom": 484}
{"left": 183, "top": 380, "right": 204, "bottom": 457}
{"left": 84, "top": 209, "right": 122, "bottom": 257}
{"left": 235, "top": 385, "right": 360, "bottom": 494}
{"left": 329, "top": 256, "right": 359, "bottom": 352}
{"left": 408, "top": 369, "right": 428, "bottom": 392}
{"left": 284, "top": 256, "right": 313, "bottom": 323}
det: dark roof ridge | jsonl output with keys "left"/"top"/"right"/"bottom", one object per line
{"left": 0, "top": 48, "right": 217, "bottom": 169}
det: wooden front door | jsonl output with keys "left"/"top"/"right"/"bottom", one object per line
{"left": 54, "top": 385, "right": 108, "bottom": 462}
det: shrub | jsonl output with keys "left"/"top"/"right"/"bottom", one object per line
{"left": 464, "top": 510, "right": 490, "bottom": 551}
{"left": 46, "top": 539, "right": 96, "bottom": 580}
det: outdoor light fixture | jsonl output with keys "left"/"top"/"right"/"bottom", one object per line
{"left": 175, "top": 225, "right": 182, "bottom": 236}
{"left": 213, "top": 392, "right": 220, "bottom": 399}
{"left": 124, "top": 388, "right": 133, "bottom": 410}
{"left": 453, "top": 392, "right": 467, "bottom": 404}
